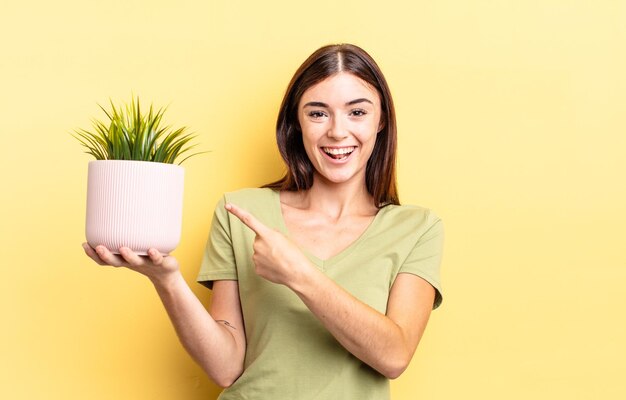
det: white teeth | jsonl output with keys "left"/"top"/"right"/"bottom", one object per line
{"left": 323, "top": 146, "right": 355, "bottom": 155}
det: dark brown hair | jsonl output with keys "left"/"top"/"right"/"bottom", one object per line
{"left": 264, "top": 43, "right": 399, "bottom": 207}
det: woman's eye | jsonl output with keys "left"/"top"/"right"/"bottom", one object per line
{"left": 308, "top": 111, "right": 327, "bottom": 119}
{"left": 350, "top": 109, "right": 367, "bottom": 117}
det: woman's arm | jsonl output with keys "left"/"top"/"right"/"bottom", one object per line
{"left": 82, "top": 244, "right": 246, "bottom": 387}
{"left": 292, "top": 270, "right": 434, "bottom": 379}
{"left": 224, "top": 204, "right": 434, "bottom": 379}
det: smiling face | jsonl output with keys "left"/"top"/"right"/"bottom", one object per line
{"left": 297, "top": 72, "right": 383, "bottom": 187}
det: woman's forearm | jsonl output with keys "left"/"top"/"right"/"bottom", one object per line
{"left": 152, "top": 274, "right": 245, "bottom": 387}
{"left": 289, "top": 267, "right": 433, "bottom": 379}
{"left": 82, "top": 244, "right": 245, "bottom": 387}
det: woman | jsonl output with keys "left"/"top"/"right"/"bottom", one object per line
{"left": 83, "top": 43, "right": 444, "bottom": 399}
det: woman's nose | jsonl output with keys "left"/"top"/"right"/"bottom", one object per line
{"left": 327, "top": 117, "right": 348, "bottom": 140}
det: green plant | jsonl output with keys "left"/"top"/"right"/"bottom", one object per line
{"left": 73, "top": 96, "right": 203, "bottom": 164}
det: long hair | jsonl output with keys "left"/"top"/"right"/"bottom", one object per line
{"left": 264, "top": 43, "right": 399, "bottom": 207}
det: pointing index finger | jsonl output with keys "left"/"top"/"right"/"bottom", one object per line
{"left": 225, "top": 203, "right": 270, "bottom": 236}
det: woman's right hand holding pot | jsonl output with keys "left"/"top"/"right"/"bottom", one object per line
{"left": 82, "top": 243, "right": 181, "bottom": 287}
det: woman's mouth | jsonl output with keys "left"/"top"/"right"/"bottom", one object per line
{"left": 321, "top": 146, "right": 356, "bottom": 161}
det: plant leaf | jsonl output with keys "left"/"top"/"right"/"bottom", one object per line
{"left": 71, "top": 96, "right": 203, "bottom": 164}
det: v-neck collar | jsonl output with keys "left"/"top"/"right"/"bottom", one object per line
{"left": 269, "top": 189, "right": 387, "bottom": 270}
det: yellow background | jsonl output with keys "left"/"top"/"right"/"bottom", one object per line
{"left": 1, "top": 1, "right": 624, "bottom": 399}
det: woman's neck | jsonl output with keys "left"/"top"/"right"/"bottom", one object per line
{"left": 284, "top": 173, "right": 378, "bottom": 219}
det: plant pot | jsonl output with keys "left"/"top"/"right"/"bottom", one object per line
{"left": 85, "top": 160, "right": 185, "bottom": 255}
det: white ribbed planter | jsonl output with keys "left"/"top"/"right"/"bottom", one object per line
{"left": 85, "top": 160, "right": 184, "bottom": 255}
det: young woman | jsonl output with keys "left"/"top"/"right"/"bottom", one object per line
{"left": 83, "top": 43, "right": 444, "bottom": 399}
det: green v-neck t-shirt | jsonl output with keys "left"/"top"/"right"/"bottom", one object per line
{"left": 197, "top": 188, "right": 444, "bottom": 399}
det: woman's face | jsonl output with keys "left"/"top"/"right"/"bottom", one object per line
{"left": 297, "top": 72, "right": 383, "bottom": 187}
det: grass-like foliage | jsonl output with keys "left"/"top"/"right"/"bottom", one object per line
{"left": 73, "top": 96, "right": 203, "bottom": 165}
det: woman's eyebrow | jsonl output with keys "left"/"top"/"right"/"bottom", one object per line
{"left": 302, "top": 101, "right": 329, "bottom": 108}
{"left": 346, "top": 98, "right": 374, "bottom": 106}
{"left": 303, "top": 98, "right": 374, "bottom": 108}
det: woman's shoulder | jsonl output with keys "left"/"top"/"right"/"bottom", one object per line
{"left": 218, "top": 188, "right": 280, "bottom": 222}
{"left": 383, "top": 202, "right": 440, "bottom": 221}
{"left": 378, "top": 203, "right": 442, "bottom": 234}
{"left": 223, "top": 187, "right": 277, "bottom": 205}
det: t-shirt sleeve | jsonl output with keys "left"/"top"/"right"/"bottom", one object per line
{"left": 196, "top": 196, "right": 238, "bottom": 289}
{"left": 399, "top": 214, "right": 444, "bottom": 309}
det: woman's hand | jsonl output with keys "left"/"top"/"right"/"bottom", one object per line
{"left": 225, "top": 203, "right": 312, "bottom": 287}
{"left": 83, "top": 243, "right": 246, "bottom": 386}
{"left": 82, "top": 243, "right": 180, "bottom": 286}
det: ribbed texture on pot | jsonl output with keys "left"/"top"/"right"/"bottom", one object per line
{"left": 85, "top": 160, "right": 184, "bottom": 255}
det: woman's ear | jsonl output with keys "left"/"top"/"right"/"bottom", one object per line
{"left": 377, "top": 117, "right": 386, "bottom": 133}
